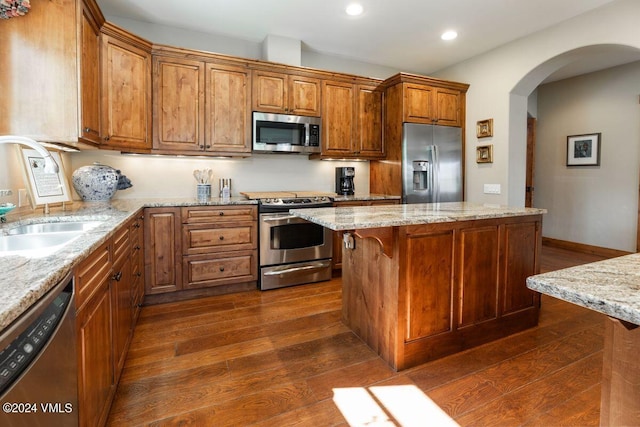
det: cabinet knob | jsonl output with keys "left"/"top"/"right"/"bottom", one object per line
{"left": 136, "top": 272, "right": 142, "bottom": 277}
{"left": 219, "top": 235, "right": 224, "bottom": 240}
{"left": 103, "top": 135, "right": 111, "bottom": 141}
{"left": 84, "top": 127, "right": 98, "bottom": 134}
{"left": 205, "top": 145, "right": 211, "bottom": 149}
{"left": 219, "top": 267, "right": 225, "bottom": 272}
{"left": 199, "top": 145, "right": 204, "bottom": 150}
{"left": 134, "top": 245, "right": 141, "bottom": 250}
{"left": 219, "top": 212, "right": 224, "bottom": 216}
{"left": 134, "top": 223, "right": 141, "bottom": 228}
{"left": 112, "top": 271, "right": 122, "bottom": 282}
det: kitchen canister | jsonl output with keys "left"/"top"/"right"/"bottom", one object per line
{"left": 72, "top": 162, "right": 132, "bottom": 201}
{"left": 197, "top": 184, "right": 211, "bottom": 202}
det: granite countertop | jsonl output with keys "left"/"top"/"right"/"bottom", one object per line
{"left": 0, "top": 197, "right": 256, "bottom": 331}
{"left": 290, "top": 201, "right": 546, "bottom": 231}
{"left": 527, "top": 253, "right": 640, "bottom": 325}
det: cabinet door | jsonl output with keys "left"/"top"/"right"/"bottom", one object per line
{"left": 77, "top": 281, "right": 113, "bottom": 427}
{"left": 79, "top": 2, "right": 102, "bottom": 145}
{"left": 101, "top": 35, "right": 151, "bottom": 150}
{"left": 405, "top": 230, "right": 454, "bottom": 342}
{"left": 289, "top": 75, "right": 321, "bottom": 116}
{"left": 144, "top": 207, "right": 182, "bottom": 294}
{"left": 434, "top": 87, "right": 461, "bottom": 126}
{"left": 111, "top": 256, "right": 132, "bottom": 378}
{"left": 322, "top": 80, "right": 355, "bottom": 156}
{"left": 403, "top": 83, "right": 435, "bottom": 123}
{"left": 252, "top": 70, "right": 288, "bottom": 114}
{"left": 205, "top": 64, "right": 251, "bottom": 154}
{"left": 153, "top": 57, "right": 205, "bottom": 151}
{"left": 501, "top": 221, "right": 540, "bottom": 315}
{"left": 356, "top": 85, "right": 384, "bottom": 158}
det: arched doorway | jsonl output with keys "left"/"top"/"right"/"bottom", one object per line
{"left": 510, "top": 44, "right": 640, "bottom": 253}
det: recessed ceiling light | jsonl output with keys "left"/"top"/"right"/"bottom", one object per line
{"left": 441, "top": 30, "right": 458, "bottom": 41}
{"left": 346, "top": 3, "right": 364, "bottom": 16}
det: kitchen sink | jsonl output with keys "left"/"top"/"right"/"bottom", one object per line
{"left": 0, "top": 220, "right": 103, "bottom": 256}
{"left": 7, "top": 221, "right": 102, "bottom": 235}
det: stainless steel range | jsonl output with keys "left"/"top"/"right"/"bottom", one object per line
{"left": 255, "top": 194, "right": 333, "bottom": 290}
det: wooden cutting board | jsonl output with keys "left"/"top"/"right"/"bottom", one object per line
{"left": 240, "top": 191, "right": 297, "bottom": 199}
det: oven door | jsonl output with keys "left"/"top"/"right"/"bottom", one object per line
{"left": 259, "top": 213, "right": 332, "bottom": 266}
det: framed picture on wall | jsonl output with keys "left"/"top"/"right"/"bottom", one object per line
{"left": 566, "top": 133, "right": 601, "bottom": 166}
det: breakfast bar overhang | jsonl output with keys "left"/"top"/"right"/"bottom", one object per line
{"left": 291, "top": 202, "right": 546, "bottom": 370}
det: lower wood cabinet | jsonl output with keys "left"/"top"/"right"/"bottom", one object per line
{"left": 75, "top": 212, "right": 144, "bottom": 427}
{"left": 144, "top": 205, "right": 258, "bottom": 302}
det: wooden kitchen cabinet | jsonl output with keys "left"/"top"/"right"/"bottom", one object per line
{"left": 144, "top": 207, "right": 182, "bottom": 294}
{"left": 342, "top": 214, "right": 541, "bottom": 370}
{"left": 75, "top": 241, "right": 113, "bottom": 427}
{"left": 320, "top": 80, "right": 384, "bottom": 159}
{"left": 153, "top": 54, "right": 251, "bottom": 155}
{"left": 181, "top": 206, "right": 258, "bottom": 291}
{"left": 403, "top": 82, "right": 463, "bottom": 127}
{"left": 252, "top": 70, "right": 321, "bottom": 116}
{"left": 0, "top": 0, "right": 105, "bottom": 147}
{"left": 100, "top": 23, "right": 152, "bottom": 151}
{"left": 130, "top": 213, "right": 145, "bottom": 320}
{"left": 75, "top": 215, "right": 143, "bottom": 427}
{"left": 79, "top": 0, "right": 103, "bottom": 145}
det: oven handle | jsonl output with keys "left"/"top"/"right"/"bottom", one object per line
{"left": 263, "top": 261, "right": 330, "bottom": 276}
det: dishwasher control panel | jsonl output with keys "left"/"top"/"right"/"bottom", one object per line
{"left": 0, "top": 291, "right": 71, "bottom": 395}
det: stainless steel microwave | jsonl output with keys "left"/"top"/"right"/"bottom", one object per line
{"left": 252, "top": 112, "right": 321, "bottom": 154}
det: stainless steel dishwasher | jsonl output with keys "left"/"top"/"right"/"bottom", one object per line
{"left": 0, "top": 272, "right": 78, "bottom": 427}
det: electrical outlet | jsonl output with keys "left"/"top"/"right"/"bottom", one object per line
{"left": 18, "top": 189, "right": 29, "bottom": 207}
{"left": 483, "top": 184, "right": 501, "bottom": 194}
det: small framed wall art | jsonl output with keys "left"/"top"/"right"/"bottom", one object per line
{"left": 566, "top": 133, "right": 601, "bottom": 166}
{"left": 19, "top": 148, "right": 72, "bottom": 207}
{"left": 476, "top": 119, "right": 493, "bottom": 138}
{"left": 476, "top": 145, "right": 493, "bottom": 163}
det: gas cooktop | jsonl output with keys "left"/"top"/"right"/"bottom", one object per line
{"left": 243, "top": 191, "right": 335, "bottom": 211}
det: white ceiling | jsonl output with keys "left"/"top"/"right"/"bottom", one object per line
{"left": 97, "top": 0, "right": 637, "bottom": 79}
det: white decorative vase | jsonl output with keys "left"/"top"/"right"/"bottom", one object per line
{"left": 71, "top": 163, "right": 120, "bottom": 201}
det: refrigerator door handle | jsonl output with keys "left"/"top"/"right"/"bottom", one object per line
{"left": 430, "top": 144, "right": 439, "bottom": 202}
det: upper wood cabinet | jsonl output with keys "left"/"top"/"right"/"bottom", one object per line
{"left": 403, "top": 82, "right": 463, "bottom": 127}
{"left": 79, "top": 0, "right": 102, "bottom": 145}
{"left": 153, "top": 55, "right": 251, "bottom": 155}
{"left": 252, "top": 70, "right": 321, "bottom": 116}
{"left": 0, "top": 0, "right": 105, "bottom": 147}
{"left": 100, "top": 23, "right": 152, "bottom": 151}
{"left": 320, "top": 81, "right": 384, "bottom": 159}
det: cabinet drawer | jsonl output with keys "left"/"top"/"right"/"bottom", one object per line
{"left": 183, "top": 250, "right": 257, "bottom": 289}
{"left": 183, "top": 224, "right": 257, "bottom": 254}
{"left": 112, "top": 223, "right": 130, "bottom": 267}
{"left": 181, "top": 206, "right": 257, "bottom": 224}
{"left": 75, "top": 241, "right": 111, "bottom": 311}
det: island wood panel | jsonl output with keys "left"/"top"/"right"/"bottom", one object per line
{"left": 342, "top": 228, "right": 400, "bottom": 368}
{"left": 501, "top": 221, "right": 540, "bottom": 314}
{"left": 343, "top": 214, "right": 542, "bottom": 371}
{"left": 458, "top": 225, "right": 499, "bottom": 327}
{"left": 405, "top": 230, "right": 454, "bottom": 341}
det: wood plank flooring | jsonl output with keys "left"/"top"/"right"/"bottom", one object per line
{"left": 107, "top": 245, "right": 609, "bottom": 426}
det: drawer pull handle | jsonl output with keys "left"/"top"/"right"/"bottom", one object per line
{"left": 219, "top": 212, "right": 224, "bottom": 216}
{"left": 136, "top": 272, "right": 142, "bottom": 277}
{"left": 219, "top": 236, "right": 224, "bottom": 240}
{"left": 112, "top": 271, "right": 122, "bottom": 282}
{"left": 219, "top": 267, "right": 225, "bottom": 272}
{"left": 134, "top": 245, "right": 141, "bottom": 250}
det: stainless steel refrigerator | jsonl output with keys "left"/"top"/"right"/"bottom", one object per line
{"left": 402, "top": 123, "right": 463, "bottom": 204}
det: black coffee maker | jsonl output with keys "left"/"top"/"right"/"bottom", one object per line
{"left": 335, "top": 167, "right": 355, "bottom": 195}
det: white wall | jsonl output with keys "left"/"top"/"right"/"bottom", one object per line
{"left": 535, "top": 61, "right": 640, "bottom": 252}
{"left": 434, "top": 0, "right": 640, "bottom": 208}
{"left": 70, "top": 151, "right": 369, "bottom": 200}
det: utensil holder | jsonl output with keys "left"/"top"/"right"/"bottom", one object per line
{"left": 197, "top": 184, "right": 211, "bottom": 202}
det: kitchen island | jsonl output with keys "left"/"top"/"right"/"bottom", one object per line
{"left": 291, "top": 202, "right": 546, "bottom": 370}
{"left": 527, "top": 255, "right": 640, "bottom": 426}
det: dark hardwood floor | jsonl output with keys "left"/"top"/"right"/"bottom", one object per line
{"left": 107, "top": 245, "right": 609, "bottom": 426}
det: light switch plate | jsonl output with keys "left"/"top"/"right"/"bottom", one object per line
{"left": 483, "top": 184, "right": 501, "bottom": 194}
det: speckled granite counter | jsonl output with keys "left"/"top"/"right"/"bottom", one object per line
{"left": 526, "top": 253, "right": 640, "bottom": 325}
{"left": 290, "top": 201, "right": 546, "bottom": 231}
{"left": 0, "top": 197, "right": 256, "bottom": 331}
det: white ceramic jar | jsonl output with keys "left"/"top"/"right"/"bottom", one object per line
{"left": 71, "top": 163, "right": 120, "bottom": 201}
